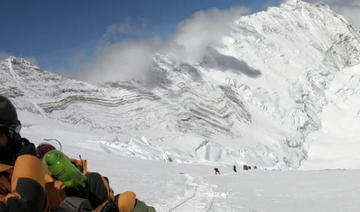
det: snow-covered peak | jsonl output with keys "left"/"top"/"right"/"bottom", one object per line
{"left": 4, "top": 56, "right": 40, "bottom": 71}
{"left": 280, "top": 0, "right": 332, "bottom": 13}
{"left": 281, "top": 0, "right": 308, "bottom": 7}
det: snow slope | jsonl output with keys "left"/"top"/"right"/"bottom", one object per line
{"left": 22, "top": 126, "right": 360, "bottom": 211}
{"left": 2, "top": 0, "right": 360, "bottom": 170}
{"left": 20, "top": 124, "right": 360, "bottom": 212}
{"left": 302, "top": 64, "right": 360, "bottom": 169}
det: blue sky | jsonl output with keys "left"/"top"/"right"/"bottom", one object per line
{"left": 1, "top": 0, "right": 283, "bottom": 75}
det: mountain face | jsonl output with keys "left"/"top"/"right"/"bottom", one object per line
{"left": 2, "top": 0, "right": 360, "bottom": 169}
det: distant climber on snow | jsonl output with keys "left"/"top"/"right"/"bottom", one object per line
{"left": 243, "top": 165, "right": 252, "bottom": 171}
{"left": 214, "top": 167, "right": 221, "bottom": 175}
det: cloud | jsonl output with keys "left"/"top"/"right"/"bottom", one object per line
{"left": 82, "top": 6, "right": 250, "bottom": 83}
{"left": 308, "top": 0, "right": 360, "bottom": 28}
{"left": 101, "top": 17, "right": 150, "bottom": 42}
{"left": 169, "top": 6, "right": 251, "bottom": 63}
{"left": 83, "top": 39, "right": 162, "bottom": 83}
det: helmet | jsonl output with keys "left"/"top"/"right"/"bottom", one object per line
{"left": 0, "top": 95, "right": 21, "bottom": 135}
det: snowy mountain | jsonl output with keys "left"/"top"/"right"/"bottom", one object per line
{"left": 2, "top": 0, "right": 360, "bottom": 169}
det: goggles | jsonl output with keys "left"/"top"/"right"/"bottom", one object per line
{"left": 0, "top": 121, "right": 21, "bottom": 135}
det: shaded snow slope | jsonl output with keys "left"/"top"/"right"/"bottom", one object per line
{"left": 2, "top": 0, "right": 360, "bottom": 169}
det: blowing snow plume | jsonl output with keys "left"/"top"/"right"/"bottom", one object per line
{"left": 168, "top": 6, "right": 250, "bottom": 63}
{"left": 83, "top": 6, "right": 250, "bottom": 83}
{"left": 84, "top": 40, "right": 160, "bottom": 83}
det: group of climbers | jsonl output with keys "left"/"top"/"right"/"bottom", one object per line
{"left": 0, "top": 95, "right": 156, "bottom": 212}
{"left": 243, "top": 165, "right": 257, "bottom": 171}
{"left": 214, "top": 164, "right": 259, "bottom": 175}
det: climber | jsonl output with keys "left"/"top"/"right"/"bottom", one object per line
{"left": 0, "top": 95, "right": 156, "bottom": 212}
{"left": 0, "top": 95, "right": 47, "bottom": 212}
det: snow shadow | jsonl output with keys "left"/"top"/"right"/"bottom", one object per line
{"left": 202, "top": 47, "right": 262, "bottom": 77}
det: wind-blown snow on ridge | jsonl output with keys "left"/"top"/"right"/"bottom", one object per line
{"left": 2, "top": 0, "right": 360, "bottom": 169}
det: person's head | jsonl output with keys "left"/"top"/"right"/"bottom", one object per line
{"left": 0, "top": 95, "right": 21, "bottom": 147}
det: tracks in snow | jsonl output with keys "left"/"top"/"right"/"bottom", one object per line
{"left": 166, "top": 174, "right": 222, "bottom": 212}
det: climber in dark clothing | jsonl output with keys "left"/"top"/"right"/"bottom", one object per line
{"left": 0, "top": 95, "right": 47, "bottom": 212}
{"left": 214, "top": 168, "right": 221, "bottom": 175}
